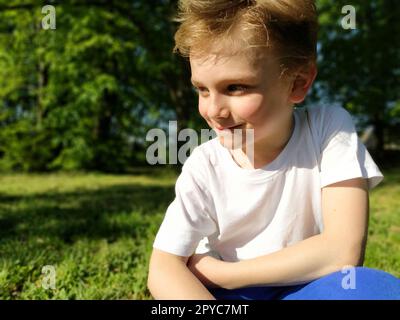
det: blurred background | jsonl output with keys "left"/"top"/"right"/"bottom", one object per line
{"left": 0, "top": 0, "right": 398, "bottom": 299}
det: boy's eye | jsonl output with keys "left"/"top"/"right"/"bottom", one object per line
{"left": 192, "top": 85, "right": 249, "bottom": 96}
{"left": 193, "top": 86, "right": 205, "bottom": 92}
{"left": 227, "top": 85, "right": 248, "bottom": 93}
{"left": 193, "top": 86, "right": 209, "bottom": 96}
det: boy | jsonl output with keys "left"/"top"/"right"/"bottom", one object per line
{"left": 147, "top": 0, "right": 400, "bottom": 300}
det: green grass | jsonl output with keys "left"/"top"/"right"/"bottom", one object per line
{"left": 364, "top": 168, "right": 400, "bottom": 276}
{"left": 0, "top": 171, "right": 176, "bottom": 299}
{"left": 0, "top": 168, "right": 398, "bottom": 299}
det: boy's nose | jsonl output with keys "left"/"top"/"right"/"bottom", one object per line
{"left": 207, "top": 94, "right": 229, "bottom": 119}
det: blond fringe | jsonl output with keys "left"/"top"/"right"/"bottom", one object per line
{"left": 173, "top": 0, "right": 318, "bottom": 71}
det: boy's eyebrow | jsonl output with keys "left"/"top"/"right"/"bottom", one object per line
{"left": 191, "top": 76, "right": 258, "bottom": 86}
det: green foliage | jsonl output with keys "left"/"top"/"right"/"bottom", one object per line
{"left": 0, "top": 1, "right": 196, "bottom": 172}
{"left": 314, "top": 0, "right": 400, "bottom": 152}
{"left": 316, "top": 0, "right": 400, "bottom": 108}
{"left": 0, "top": 1, "right": 398, "bottom": 172}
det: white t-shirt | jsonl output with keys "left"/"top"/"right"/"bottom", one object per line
{"left": 152, "top": 105, "right": 384, "bottom": 262}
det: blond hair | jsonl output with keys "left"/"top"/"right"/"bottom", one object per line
{"left": 173, "top": 0, "right": 318, "bottom": 73}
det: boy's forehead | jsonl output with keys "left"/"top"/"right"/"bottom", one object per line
{"left": 190, "top": 53, "right": 252, "bottom": 69}
{"left": 190, "top": 51, "right": 278, "bottom": 83}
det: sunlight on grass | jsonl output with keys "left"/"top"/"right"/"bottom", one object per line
{"left": 366, "top": 168, "right": 400, "bottom": 277}
{"left": 0, "top": 171, "right": 176, "bottom": 299}
{"left": 0, "top": 169, "right": 398, "bottom": 299}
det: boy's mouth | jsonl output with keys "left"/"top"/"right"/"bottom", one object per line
{"left": 215, "top": 123, "right": 244, "bottom": 131}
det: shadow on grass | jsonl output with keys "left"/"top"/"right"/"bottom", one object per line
{"left": 0, "top": 183, "right": 175, "bottom": 243}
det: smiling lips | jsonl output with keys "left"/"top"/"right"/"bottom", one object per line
{"left": 215, "top": 123, "right": 244, "bottom": 131}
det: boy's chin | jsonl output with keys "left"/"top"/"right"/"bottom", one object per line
{"left": 218, "top": 135, "right": 254, "bottom": 150}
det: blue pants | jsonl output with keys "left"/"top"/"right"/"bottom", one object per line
{"left": 208, "top": 267, "right": 400, "bottom": 300}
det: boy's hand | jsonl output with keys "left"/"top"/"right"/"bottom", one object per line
{"left": 187, "top": 252, "right": 234, "bottom": 289}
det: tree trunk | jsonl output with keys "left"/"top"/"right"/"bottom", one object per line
{"left": 372, "top": 112, "right": 385, "bottom": 165}
{"left": 93, "top": 89, "right": 116, "bottom": 170}
{"left": 36, "top": 21, "right": 48, "bottom": 131}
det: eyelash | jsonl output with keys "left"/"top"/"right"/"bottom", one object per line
{"left": 193, "top": 85, "right": 249, "bottom": 95}
{"left": 227, "top": 85, "right": 248, "bottom": 92}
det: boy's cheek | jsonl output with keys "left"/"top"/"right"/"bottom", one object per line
{"left": 231, "top": 94, "right": 265, "bottom": 119}
{"left": 198, "top": 104, "right": 211, "bottom": 124}
{"left": 233, "top": 103, "right": 260, "bottom": 120}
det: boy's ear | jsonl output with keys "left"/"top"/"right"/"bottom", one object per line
{"left": 288, "top": 63, "right": 318, "bottom": 104}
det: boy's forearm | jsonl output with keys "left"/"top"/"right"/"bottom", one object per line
{"left": 188, "top": 234, "right": 356, "bottom": 290}
{"left": 229, "top": 233, "right": 359, "bottom": 289}
{"left": 148, "top": 258, "right": 216, "bottom": 300}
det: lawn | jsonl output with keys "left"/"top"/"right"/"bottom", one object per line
{"left": 0, "top": 168, "right": 399, "bottom": 299}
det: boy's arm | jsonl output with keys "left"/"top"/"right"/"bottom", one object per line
{"left": 147, "top": 248, "right": 216, "bottom": 300}
{"left": 189, "top": 177, "right": 369, "bottom": 289}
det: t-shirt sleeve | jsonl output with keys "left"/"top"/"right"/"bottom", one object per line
{"left": 314, "top": 106, "right": 384, "bottom": 190}
{"left": 152, "top": 148, "right": 218, "bottom": 257}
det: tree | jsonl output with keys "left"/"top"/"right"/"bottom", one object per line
{"left": 0, "top": 0, "right": 200, "bottom": 172}
{"left": 315, "top": 0, "right": 400, "bottom": 162}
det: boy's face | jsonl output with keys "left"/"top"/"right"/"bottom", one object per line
{"left": 190, "top": 51, "right": 298, "bottom": 151}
